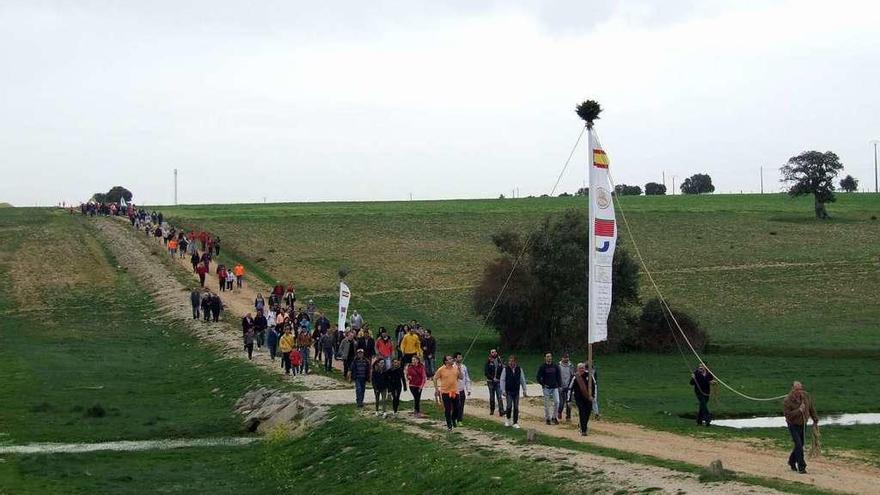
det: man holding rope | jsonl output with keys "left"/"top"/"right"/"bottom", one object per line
{"left": 783, "top": 381, "right": 818, "bottom": 474}
{"left": 690, "top": 363, "right": 715, "bottom": 426}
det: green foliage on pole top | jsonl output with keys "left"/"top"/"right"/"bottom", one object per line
{"left": 575, "top": 100, "right": 602, "bottom": 128}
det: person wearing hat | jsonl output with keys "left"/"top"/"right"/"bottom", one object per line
{"left": 351, "top": 348, "right": 372, "bottom": 408}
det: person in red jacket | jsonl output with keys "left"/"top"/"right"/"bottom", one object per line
{"left": 196, "top": 262, "right": 208, "bottom": 287}
{"left": 406, "top": 355, "right": 428, "bottom": 417}
{"left": 217, "top": 264, "right": 227, "bottom": 292}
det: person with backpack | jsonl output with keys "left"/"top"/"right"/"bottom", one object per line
{"left": 500, "top": 355, "right": 528, "bottom": 428}
{"left": 406, "top": 355, "right": 427, "bottom": 417}
{"left": 536, "top": 352, "right": 562, "bottom": 425}
{"left": 484, "top": 349, "right": 505, "bottom": 417}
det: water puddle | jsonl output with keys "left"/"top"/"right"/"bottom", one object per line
{"left": 0, "top": 437, "right": 260, "bottom": 455}
{"left": 713, "top": 413, "right": 880, "bottom": 429}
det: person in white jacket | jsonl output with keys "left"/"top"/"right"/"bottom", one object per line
{"left": 454, "top": 352, "right": 472, "bottom": 425}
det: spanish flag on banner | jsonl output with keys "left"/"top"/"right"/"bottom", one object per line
{"left": 593, "top": 148, "right": 609, "bottom": 169}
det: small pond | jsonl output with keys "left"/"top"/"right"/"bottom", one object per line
{"left": 712, "top": 413, "right": 880, "bottom": 429}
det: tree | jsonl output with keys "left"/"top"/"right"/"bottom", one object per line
{"left": 644, "top": 182, "right": 667, "bottom": 195}
{"left": 91, "top": 192, "right": 108, "bottom": 203}
{"left": 780, "top": 150, "right": 844, "bottom": 219}
{"left": 106, "top": 186, "right": 133, "bottom": 203}
{"left": 473, "top": 209, "right": 641, "bottom": 353}
{"left": 558, "top": 192, "right": 572, "bottom": 197}
{"left": 575, "top": 187, "right": 588, "bottom": 197}
{"left": 680, "top": 174, "right": 715, "bottom": 194}
{"left": 840, "top": 174, "right": 859, "bottom": 193}
{"left": 614, "top": 184, "right": 642, "bottom": 196}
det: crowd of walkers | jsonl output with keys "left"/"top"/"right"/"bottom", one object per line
{"left": 118, "top": 206, "right": 609, "bottom": 435}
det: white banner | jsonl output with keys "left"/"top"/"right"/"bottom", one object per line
{"left": 588, "top": 128, "right": 616, "bottom": 343}
{"left": 337, "top": 281, "right": 351, "bottom": 332}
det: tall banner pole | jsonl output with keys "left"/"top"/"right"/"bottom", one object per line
{"left": 587, "top": 124, "right": 596, "bottom": 372}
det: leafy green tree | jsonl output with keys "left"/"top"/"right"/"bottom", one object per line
{"left": 839, "top": 174, "right": 858, "bottom": 193}
{"left": 780, "top": 150, "right": 844, "bottom": 219}
{"left": 644, "top": 182, "right": 666, "bottom": 195}
{"left": 473, "top": 210, "right": 640, "bottom": 352}
{"left": 680, "top": 174, "right": 715, "bottom": 194}
{"left": 106, "top": 186, "right": 133, "bottom": 203}
{"left": 614, "top": 184, "right": 642, "bottom": 196}
{"left": 91, "top": 192, "right": 108, "bottom": 203}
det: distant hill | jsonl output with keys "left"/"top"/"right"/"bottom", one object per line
{"left": 0, "top": 202, "right": 12, "bottom": 208}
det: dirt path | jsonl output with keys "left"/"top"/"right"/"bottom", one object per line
{"left": 0, "top": 437, "right": 258, "bottom": 455}
{"left": 393, "top": 414, "right": 785, "bottom": 495}
{"left": 93, "top": 219, "right": 342, "bottom": 390}
{"left": 300, "top": 386, "right": 880, "bottom": 494}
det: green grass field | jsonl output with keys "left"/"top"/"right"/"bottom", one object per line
{"left": 159, "top": 193, "right": 880, "bottom": 461}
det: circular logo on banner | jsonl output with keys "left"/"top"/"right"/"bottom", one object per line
{"left": 596, "top": 187, "right": 611, "bottom": 209}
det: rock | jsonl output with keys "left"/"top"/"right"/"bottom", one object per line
{"left": 707, "top": 459, "right": 724, "bottom": 477}
{"left": 526, "top": 429, "right": 537, "bottom": 443}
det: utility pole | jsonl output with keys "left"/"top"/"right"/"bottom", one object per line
{"left": 672, "top": 175, "right": 677, "bottom": 196}
{"left": 662, "top": 171, "right": 666, "bottom": 190}
{"left": 760, "top": 166, "right": 764, "bottom": 194}
{"left": 173, "top": 168, "right": 178, "bottom": 205}
{"left": 871, "top": 140, "right": 880, "bottom": 193}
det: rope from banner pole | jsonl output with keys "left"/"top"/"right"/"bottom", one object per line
{"left": 608, "top": 171, "right": 788, "bottom": 402}
{"left": 462, "top": 126, "right": 587, "bottom": 359}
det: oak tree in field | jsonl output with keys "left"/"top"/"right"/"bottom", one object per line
{"left": 644, "top": 182, "right": 666, "bottom": 195}
{"left": 840, "top": 174, "right": 859, "bottom": 193}
{"left": 780, "top": 150, "right": 843, "bottom": 219}
{"left": 680, "top": 174, "right": 715, "bottom": 194}
{"left": 106, "top": 186, "right": 133, "bottom": 203}
{"left": 473, "top": 209, "right": 640, "bottom": 352}
{"left": 614, "top": 184, "right": 642, "bottom": 196}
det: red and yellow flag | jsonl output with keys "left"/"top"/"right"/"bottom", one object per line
{"left": 593, "top": 148, "right": 609, "bottom": 169}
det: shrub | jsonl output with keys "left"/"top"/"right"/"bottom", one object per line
{"left": 636, "top": 298, "right": 708, "bottom": 352}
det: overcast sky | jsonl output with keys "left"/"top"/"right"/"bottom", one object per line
{"left": 2, "top": 0, "right": 879, "bottom": 206}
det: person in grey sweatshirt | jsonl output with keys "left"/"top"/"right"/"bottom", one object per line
{"left": 189, "top": 288, "right": 202, "bottom": 320}
{"left": 557, "top": 353, "right": 576, "bottom": 421}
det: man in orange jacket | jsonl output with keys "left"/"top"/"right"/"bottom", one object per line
{"left": 233, "top": 263, "right": 245, "bottom": 288}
